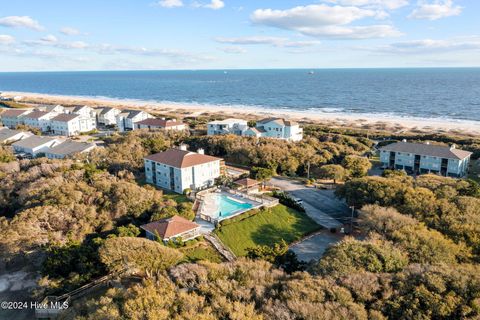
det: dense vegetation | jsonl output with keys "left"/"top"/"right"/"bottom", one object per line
{"left": 1, "top": 126, "right": 480, "bottom": 319}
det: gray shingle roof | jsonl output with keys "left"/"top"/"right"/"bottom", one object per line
{"left": 46, "top": 141, "right": 95, "bottom": 156}
{"left": 0, "top": 129, "right": 31, "bottom": 141}
{"left": 51, "top": 113, "right": 79, "bottom": 122}
{"left": 380, "top": 141, "right": 472, "bottom": 160}
{"left": 12, "top": 136, "right": 58, "bottom": 148}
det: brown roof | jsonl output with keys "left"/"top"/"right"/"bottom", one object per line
{"left": 137, "top": 118, "right": 185, "bottom": 128}
{"left": 145, "top": 148, "right": 222, "bottom": 168}
{"left": 234, "top": 178, "right": 260, "bottom": 187}
{"left": 0, "top": 109, "right": 32, "bottom": 117}
{"left": 23, "top": 111, "right": 50, "bottom": 119}
{"left": 140, "top": 215, "right": 199, "bottom": 239}
{"left": 380, "top": 141, "right": 472, "bottom": 160}
{"left": 51, "top": 113, "right": 79, "bottom": 122}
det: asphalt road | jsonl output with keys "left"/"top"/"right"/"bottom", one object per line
{"left": 268, "top": 177, "right": 352, "bottom": 229}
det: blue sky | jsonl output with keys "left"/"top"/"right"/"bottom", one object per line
{"left": 0, "top": 0, "right": 478, "bottom": 71}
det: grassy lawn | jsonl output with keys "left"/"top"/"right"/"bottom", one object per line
{"left": 163, "top": 192, "right": 191, "bottom": 204}
{"left": 214, "top": 204, "right": 321, "bottom": 256}
{"left": 179, "top": 240, "right": 224, "bottom": 263}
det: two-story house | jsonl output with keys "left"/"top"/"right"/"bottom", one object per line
{"left": 136, "top": 118, "right": 187, "bottom": 131}
{"left": 380, "top": 140, "right": 472, "bottom": 177}
{"left": 116, "top": 109, "right": 152, "bottom": 132}
{"left": 22, "top": 111, "right": 57, "bottom": 132}
{"left": 144, "top": 146, "right": 222, "bottom": 194}
{"left": 207, "top": 118, "right": 248, "bottom": 136}
{"left": 50, "top": 114, "right": 81, "bottom": 136}
{"left": 243, "top": 118, "right": 303, "bottom": 141}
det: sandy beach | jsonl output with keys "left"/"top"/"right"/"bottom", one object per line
{"left": 2, "top": 91, "right": 480, "bottom": 136}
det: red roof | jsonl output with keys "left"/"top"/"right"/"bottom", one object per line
{"left": 145, "top": 148, "right": 221, "bottom": 168}
{"left": 140, "top": 215, "right": 199, "bottom": 239}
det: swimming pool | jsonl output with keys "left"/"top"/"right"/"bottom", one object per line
{"left": 210, "top": 193, "right": 253, "bottom": 220}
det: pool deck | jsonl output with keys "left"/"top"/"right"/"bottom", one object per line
{"left": 200, "top": 191, "right": 261, "bottom": 223}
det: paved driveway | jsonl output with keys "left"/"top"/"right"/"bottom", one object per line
{"left": 290, "top": 230, "right": 344, "bottom": 262}
{"left": 268, "top": 177, "right": 352, "bottom": 229}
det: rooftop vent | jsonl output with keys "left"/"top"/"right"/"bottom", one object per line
{"left": 402, "top": 139, "right": 407, "bottom": 142}
{"left": 425, "top": 141, "right": 430, "bottom": 145}
{"left": 179, "top": 144, "right": 188, "bottom": 151}
{"left": 197, "top": 148, "right": 205, "bottom": 155}
{"left": 450, "top": 144, "right": 456, "bottom": 150}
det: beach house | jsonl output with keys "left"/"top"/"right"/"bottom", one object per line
{"left": 207, "top": 118, "right": 248, "bottom": 136}
{"left": 116, "top": 109, "right": 152, "bottom": 132}
{"left": 144, "top": 145, "right": 222, "bottom": 194}
{"left": 22, "top": 111, "right": 58, "bottom": 132}
{"left": 97, "top": 107, "right": 121, "bottom": 126}
{"left": 44, "top": 140, "right": 96, "bottom": 159}
{"left": 0, "top": 109, "right": 33, "bottom": 128}
{"left": 50, "top": 114, "right": 81, "bottom": 136}
{"left": 243, "top": 118, "right": 303, "bottom": 141}
{"left": 136, "top": 118, "right": 187, "bottom": 131}
{"left": 0, "top": 128, "right": 33, "bottom": 144}
{"left": 140, "top": 215, "right": 201, "bottom": 242}
{"left": 380, "top": 140, "right": 472, "bottom": 177}
{"left": 12, "top": 136, "right": 62, "bottom": 156}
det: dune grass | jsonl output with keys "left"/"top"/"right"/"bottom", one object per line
{"left": 214, "top": 204, "right": 320, "bottom": 256}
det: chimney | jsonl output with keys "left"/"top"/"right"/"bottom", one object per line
{"left": 197, "top": 148, "right": 205, "bottom": 155}
{"left": 402, "top": 139, "right": 407, "bottom": 143}
{"left": 450, "top": 144, "right": 456, "bottom": 150}
{"left": 179, "top": 144, "right": 188, "bottom": 151}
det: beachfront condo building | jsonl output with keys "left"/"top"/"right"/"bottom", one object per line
{"left": 243, "top": 117, "right": 303, "bottom": 141}
{"left": 97, "top": 107, "right": 121, "bottom": 126}
{"left": 207, "top": 118, "right": 248, "bottom": 136}
{"left": 116, "top": 109, "right": 152, "bottom": 132}
{"left": 380, "top": 140, "right": 472, "bottom": 177}
{"left": 0, "top": 109, "right": 33, "bottom": 128}
{"left": 144, "top": 145, "right": 222, "bottom": 194}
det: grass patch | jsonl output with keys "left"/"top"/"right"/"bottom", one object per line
{"left": 163, "top": 192, "right": 191, "bottom": 204}
{"left": 179, "top": 240, "right": 224, "bottom": 263}
{"left": 214, "top": 204, "right": 320, "bottom": 256}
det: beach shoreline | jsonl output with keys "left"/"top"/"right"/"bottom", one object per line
{"left": 2, "top": 90, "right": 480, "bottom": 136}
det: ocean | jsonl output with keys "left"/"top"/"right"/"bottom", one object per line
{"left": 0, "top": 68, "right": 479, "bottom": 122}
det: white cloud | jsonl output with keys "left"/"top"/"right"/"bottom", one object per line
{"left": 0, "top": 34, "right": 15, "bottom": 45}
{"left": 370, "top": 36, "right": 480, "bottom": 53}
{"left": 204, "top": 0, "right": 224, "bottom": 10}
{"left": 215, "top": 36, "right": 320, "bottom": 47}
{"left": 409, "top": 0, "right": 462, "bottom": 20}
{"left": 250, "top": 4, "right": 402, "bottom": 39}
{"left": 192, "top": 0, "right": 225, "bottom": 10}
{"left": 328, "top": 0, "right": 409, "bottom": 10}
{"left": 41, "top": 34, "right": 58, "bottom": 43}
{"left": 60, "top": 27, "right": 82, "bottom": 35}
{"left": 219, "top": 46, "right": 247, "bottom": 54}
{"left": 0, "top": 16, "right": 44, "bottom": 31}
{"left": 155, "top": 0, "right": 184, "bottom": 8}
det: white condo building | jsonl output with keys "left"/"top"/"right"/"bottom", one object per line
{"left": 0, "top": 109, "right": 33, "bottom": 128}
{"left": 144, "top": 146, "right": 222, "bottom": 194}
{"left": 207, "top": 118, "right": 248, "bottom": 136}
{"left": 243, "top": 118, "right": 303, "bottom": 141}
{"left": 116, "top": 109, "right": 152, "bottom": 132}
{"left": 98, "top": 107, "right": 121, "bottom": 126}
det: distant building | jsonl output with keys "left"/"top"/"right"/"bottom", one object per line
{"left": 50, "top": 114, "right": 82, "bottom": 136}
{"left": 69, "top": 105, "right": 97, "bottom": 132}
{"left": 136, "top": 118, "right": 187, "bottom": 131}
{"left": 12, "top": 136, "right": 62, "bottom": 156}
{"left": 140, "top": 215, "right": 201, "bottom": 242}
{"left": 144, "top": 145, "right": 222, "bottom": 194}
{"left": 116, "top": 109, "right": 152, "bottom": 132}
{"left": 44, "top": 140, "right": 96, "bottom": 159}
{"left": 97, "top": 107, "right": 121, "bottom": 126}
{"left": 380, "top": 140, "right": 472, "bottom": 177}
{"left": 0, "top": 109, "right": 33, "bottom": 128}
{"left": 243, "top": 118, "right": 303, "bottom": 141}
{"left": 0, "top": 128, "right": 34, "bottom": 144}
{"left": 40, "top": 104, "right": 65, "bottom": 113}
{"left": 22, "top": 111, "right": 57, "bottom": 132}
{"left": 207, "top": 118, "right": 248, "bottom": 136}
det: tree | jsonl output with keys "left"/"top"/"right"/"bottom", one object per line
{"left": 114, "top": 224, "right": 141, "bottom": 237}
{"left": 318, "top": 164, "right": 346, "bottom": 183}
{"left": 342, "top": 155, "right": 372, "bottom": 178}
{"left": 0, "top": 147, "right": 15, "bottom": 163}
{"left": 251, "top": 166, "right": 274, "bottom": 182}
